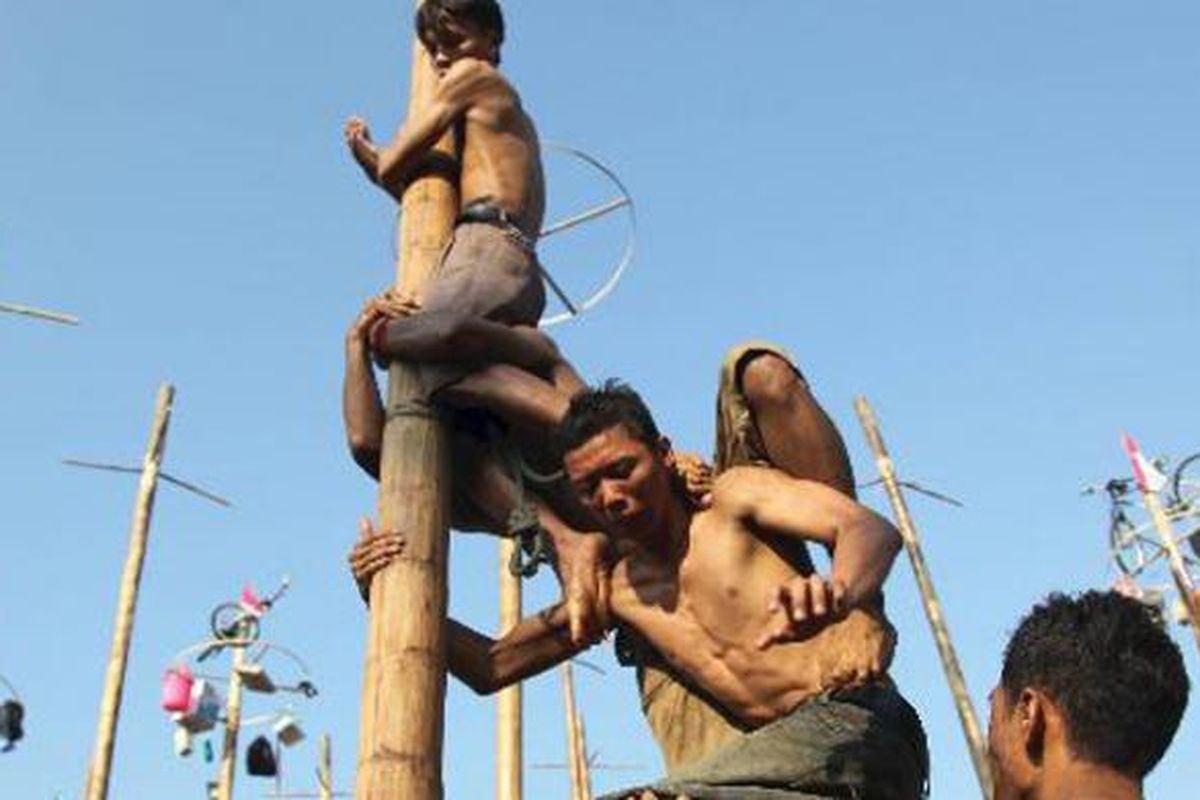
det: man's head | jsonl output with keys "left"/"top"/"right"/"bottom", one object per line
{"left": 556, "top": 381, "right": 677, "bottom": 541}
{"left": 416, "top": 0, "right": 504, "bottom": 73}
{"left": 988, "top": 590, "right": 1189, "bottom": 799}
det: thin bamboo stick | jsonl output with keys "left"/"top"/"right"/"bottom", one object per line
{"left": 355, "top": 6, "right": 459, "bottom": 797}
{"left": 0, "top": 300, "right": 79, "bottom": 325}
{"left": 320, "top": 734, "right": 333, "bottom": 800}
{"left": 854, "top": 396, "right": 992, "bottom": 800}
{"left": 84, "top": 383, "right": 174, "bottom": 800}
{"left": 497, "top": 539, "right": 523, "bottom": 800}
{"left": 216, "top": 643, "right": 247, "bottom": 800}
{"left": 561, "top": 663, "right": 591, "bottom": 800}
{"left": 1121, "top": 434, "right": 1200, "bottom": 657}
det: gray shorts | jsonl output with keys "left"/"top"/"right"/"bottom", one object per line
{"left": 601, "top": 684, "right": 929, "bottom": 800}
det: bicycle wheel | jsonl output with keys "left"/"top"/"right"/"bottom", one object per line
{"left": 1110, "top": 513, "right": 1146, "bottom": 576}
{"left": 1171, "top": 454, "right": 1200, "bottom": 559}
{"left": 210, "top": 603, "right": 259, "bottom": 642}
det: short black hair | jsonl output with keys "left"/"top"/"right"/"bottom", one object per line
{"left": 555, "top": 380, "right": 662, "bottom": 460}
{"left": 416, "top": 0, "right": 505, "bottom": 50}
{"left": 1001, "top": 590, "right": 1189, "bottom": 778}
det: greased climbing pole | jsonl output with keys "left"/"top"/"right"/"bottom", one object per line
{"left": 356, "top": 6, "right": 459, "bottom": 798}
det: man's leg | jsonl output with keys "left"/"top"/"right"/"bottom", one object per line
{"left": 437, "top": 362, "right": 576, "bottom": 433}
{"left": 737, "top": 351, "right": 856, "bottom": 497}
{"left": 373, "top": 312, "right": 561, "bottom": 375}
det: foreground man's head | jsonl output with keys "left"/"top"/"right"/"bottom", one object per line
{"left": 556, "top": 381, "right": 680, "bottom": 543}
{"left": 988, "top": 590, "right": 1189, "bottom": 800}
{"left": 416, "top": 0, "right": 505, "bottom": 72}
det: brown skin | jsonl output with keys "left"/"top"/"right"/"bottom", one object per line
{"left": 353, "top": 424, "right": 900, "bottom": 727}
{"left": 343, "top": 297, "right": 612, "bottom": 643}
{"left": 344, "top": 298, "right": 714, "bottom": 644}
{"left": 987, "top": 686, "right": 1142, "bottom": 800}
{"left": 345, "top": 18, "right": 545, "bottom": 237}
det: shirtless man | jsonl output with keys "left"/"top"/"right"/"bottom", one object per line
{"left": 345, "top": 0, "right": 550, "bottom": 394}
{"left": 354, "top": 379, "right": 929, "bottom": 799}
{"left": 988, "top": 591, "right": 1189, "bottom": 800}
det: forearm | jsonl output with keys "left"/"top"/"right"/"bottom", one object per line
{"left": 448, "top": 604, "right": 581, "bottom": 694}
{"left": 719, "top": 467, "right": 901, "bottom": 605}
{"left": 343, "top": 339, "right": 384, "bottom": 478}
{"left": 377, "top": 112, "right": 455, "bottom": 191}
{"left": 828, "top": 516, "right": 901, "bottom": 607}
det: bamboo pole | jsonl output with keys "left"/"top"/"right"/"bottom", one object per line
{"left": 1121, "top": 434, "right": 1200, "bottom": 657}
{"left": 561, "top": 663, "right": 592, "bottom": 800}
{"left": 320, "top": 734, "right": 333, "bottom": 800}
{"left": 84, "top": 383, "right": 174, "bottom": 800}
{"left": 355, "top": 5, "right": 460, "bottom": 797}
{"left": 854, "top": 396, "right": 992, "bottom": 800}
{"left": 216, "top": 643, "right": 248, "bottom": 800}
{"left": 497, "top": 540, "right": 523, "bottom": 800}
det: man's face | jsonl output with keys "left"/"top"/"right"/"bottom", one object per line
{"left": 987, "top": 686, "right": 1027, "bottom": 800}
{"left": 563, "top": 424, "right": 672, "bottom": 541}
{"left": 423, "top": 18, "right": 497, "bottom": 75}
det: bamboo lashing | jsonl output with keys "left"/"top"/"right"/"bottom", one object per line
{"left": 84, "top": 383, "right": 174, "bottom": 800}
{"left": 854, "top": 396, "right": 992, "bottom": 800}
{"left": 355, "top": 4, "right": 460, "bottom": 797}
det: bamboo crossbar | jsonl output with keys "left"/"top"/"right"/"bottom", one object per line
{"left": 0, "top": 301, "right": 79, "bottom": 325}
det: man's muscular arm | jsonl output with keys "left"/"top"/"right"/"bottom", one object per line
{"left": 376, "top": 58, "right": 501, "bottom": 192}
{"left": 713, "top": 467, "right": 901, "bottom": 648}
{"left": 350, "top": 521, "right": 590, "bottom": 693}
{"left": 343, "top": 302, "right": 386, "bottom": 478}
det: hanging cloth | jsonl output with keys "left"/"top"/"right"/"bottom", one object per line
{"left": 246, "top": 735, "right": 278, "bottom": 777}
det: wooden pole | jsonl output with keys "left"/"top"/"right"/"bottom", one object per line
{"left": 497, "top": 540, "right": 523, "bottom": 800}
{"left": 84, "top": 383, "right": 174, "bottom": 800}
{"left": 319, "top": 734, "right": 334, "bottom": 800}
{"left": 561, "top": 663, "right": 592, "bottom": 800}
{"left": 854, "top": 396, "right": 992, "bottom": 800}
{"left": 1121, "top": 434, "right": 1200, "bottom": 657}
{"left": 216, "top": 643, "right": 247, "bottom": 800}
{"left": 356, "top": 6, "right": 460, "bottom": 797}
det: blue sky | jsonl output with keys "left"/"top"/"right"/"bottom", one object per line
{"left": 2, "top": 1, "right": 1199, "bottom": 797}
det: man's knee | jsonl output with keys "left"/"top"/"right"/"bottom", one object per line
{"left": 739, "top": 351, "right": 807, "bottom": 411}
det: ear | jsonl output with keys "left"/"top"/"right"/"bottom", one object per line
{"left": 657, "top": 436, "right": 674, "bottom": 464}
{"left": 1017, "top": 688, "right": 1048, "bottom": 768}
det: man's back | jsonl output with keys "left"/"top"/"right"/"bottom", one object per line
{"left": 609, "top": 466, "right": 896, "bottom": 726}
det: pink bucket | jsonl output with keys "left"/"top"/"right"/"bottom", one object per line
{"left": 161, "top": 666, "right": 194, "bottom": 713}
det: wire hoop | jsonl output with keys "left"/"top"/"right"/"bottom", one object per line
{"left": 537, "top": 142, "right": 637, "bottom": 327}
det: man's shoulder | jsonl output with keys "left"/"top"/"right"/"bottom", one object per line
{"left": 444, "top": 58, "right": 514, "bottom": 97}
{"left": 710, "top": 465, "right": 779, "bottom": 512}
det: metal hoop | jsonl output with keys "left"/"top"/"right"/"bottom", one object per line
{"left": 538, "top": 142, "right": 637, "bottom": 327}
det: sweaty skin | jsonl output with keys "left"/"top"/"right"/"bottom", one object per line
{"left": 355, "top": 425, "right": 899, "bottom": 727}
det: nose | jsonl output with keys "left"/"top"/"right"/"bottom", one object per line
{"left": 433, "top": 51, "right": 451, "bottom": 70}
{"left": 597, "top": 482, "right": 629, "bottom": 521}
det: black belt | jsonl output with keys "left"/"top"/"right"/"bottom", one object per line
{"left": 456, "top": 200, "right": 517, "bottom": 228}
{"left": 456, "top": 201, "right": 536, "bottom": 249}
